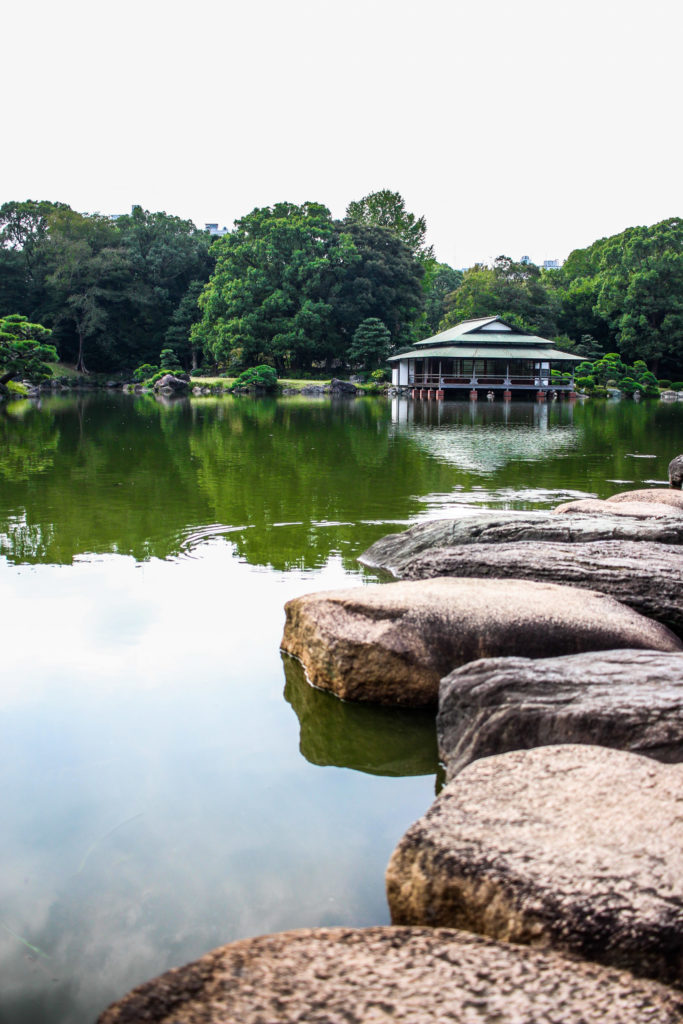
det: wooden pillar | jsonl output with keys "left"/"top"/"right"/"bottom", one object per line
{"left": 503, "top": 390, "right": 512, "bottom": 400}
{"left": 537, "top": 390, "right": 546, "bottom": 401}
{"left": 436, "top": 389, "right": 445, "bottom": 400}
{"left": 469, "top": 389, "right": 478, "bottom": 400}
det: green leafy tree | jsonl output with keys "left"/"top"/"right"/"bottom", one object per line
{"left": 113, "top": 207, "right": 213, "bottom": 361}
{"left": 418, "top": 260, "right": 463, "bottom": 335}
{"left": 441, "top": 256, "right": 559, "bottom": 337}
{"left": 196, "top": 202, "right": 353, "bottom": 373}
{"left": 0, "top": 200, "right": 71, "bottom": 313}
{"left": 165, "top": 279, "right": 207, "bottom": 370}
{"left": 44, "top": 208, "right": 131, "bottom": 373}
{"left": 233, "top": 365, "right": 278, "bottom": 390}
{"left": 345, "top": 190, "right": 434, "bottom": 261}
{"left": 347, "top": 318, "right": 392, "bottom": 369}
{"left": 594, "top": 218, "right": 683, "bottom": 375}
{"left": 0, "top": 314, "right": 57, "bottom": 385}
{"left": 327, "top": 223, "right": 424, "bottom": 352}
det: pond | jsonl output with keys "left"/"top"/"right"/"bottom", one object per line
{"left": 0, "top": 392, "right": 681, "bottom": 1023}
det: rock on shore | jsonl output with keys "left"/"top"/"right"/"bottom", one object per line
{"left": 281, "top": 578, "right": 681, "bottom": 706}
{"left": 669, "top": 454, "right": 683, "bottom": 488}
{"left": 96, "top": 925, "right": 683, "bottom": 1024}
{"left": 395, "top": 539, "right": 683, "bottom": 637}
{"left": 553, "top": 498, "right": 683, "bottom": 518}
{"left": 386, "top": 745, "right": 683, "bottom": 987}
{"left": 438, "top": 649, "right": 683, "bottom": 778}
{"left": 359, "top": 511, "right": 683, "bottom": 577}
{"left": 606, "top": 488, "right": 683, "bottom": 510}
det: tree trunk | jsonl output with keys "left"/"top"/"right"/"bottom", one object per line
{"left": 75, "top": 331, "right": 89, "bottom": 375}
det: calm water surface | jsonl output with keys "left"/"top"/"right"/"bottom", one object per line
{"left": 0, "top": 393, "right": 681, "bottom": 1023}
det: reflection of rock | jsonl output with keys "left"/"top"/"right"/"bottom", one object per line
{"left": 553, "top": 498, "right": 682, "bottom": 518}
{"left": 397, "top": 540, "right": 683, "bottom": 637}
{"left": 438, "top": 650, "right": 683, "bottom": 779}
{"left": 669, "top": 454, "right": 683, "bottom": 489}
{"left": 96, "top": 924, "right": 683, "bottom": 1024}
{"left": 282, "top": 654, "right": 438, "bottom": 777}
{"left": 607, "top": 488, "right": 683, "bottom": 510}
{"left": 281, "top": 579, "right": 680, "bottom": 707}
{"left": 386, "top": 745, "right": 683, "bottom": 988}
{"left": 358, "top": 512, "right": 683, "bottom": 577}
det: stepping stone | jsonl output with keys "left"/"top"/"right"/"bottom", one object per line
{"left": 553, "top": 498, "right": 683, "bottom": 518}
{"left": 607, "top": 488, "right": 683, "bottom": 510}
{"left": 281, "top": 578, "right": 681, "bottom": 706}
{"left": 396, "top": 539, "right": 683, "bottom": 637}
{"left": 96, "top": 925, "right": 683, "bottom": 1024}
{"left": 438, "top": 649, "right": 683, "bottom": 778}
{"left": 386, "top": 745, "right": 683, "bottom": 987}
{"left": 359, "top": 511, "right": 683, "bottom": 577}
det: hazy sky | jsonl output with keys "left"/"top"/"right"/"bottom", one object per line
{"left": 5, "top": 0, "right": 681, "bottom": 268}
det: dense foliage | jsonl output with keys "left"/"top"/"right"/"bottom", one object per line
{"left": 0, "top": 201, "right": 214, "bottom": 374}
{"left": 1, "top": 195, "right": 682, "bottom": 379}
{"left": 0, "top": 313, "right": 57, "bottom": 384}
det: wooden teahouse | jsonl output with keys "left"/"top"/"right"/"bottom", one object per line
{"left": 389, "top": 316, "right": 583, "bottom": 399}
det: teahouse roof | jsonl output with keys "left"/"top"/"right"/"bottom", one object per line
{"left": 389, "top": 315, "right": 583, "bottom": 362}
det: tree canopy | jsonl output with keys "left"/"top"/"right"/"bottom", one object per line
{"left": 345, "top": 189, "right": 434, "bottom": 262}
{"left": 1, "top": 194, "right": 682, "bottom": 379}
{"left": 194, "top": 202, "right": 424, "bottom": 373}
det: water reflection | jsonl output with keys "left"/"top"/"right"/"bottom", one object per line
{"left": 390, "top": 397, "right": 580, "bottom": 473}
{"left": 282, "top": 654, "right": 439, "bottom": 777}
{"left": 1, "top": 394, "right": 680, "bottom": 568}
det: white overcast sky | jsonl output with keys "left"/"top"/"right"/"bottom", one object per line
{"left": 4, "top": 0, "right": 681, "bottom": 268}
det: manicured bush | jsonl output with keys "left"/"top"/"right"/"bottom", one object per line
{"left": 233, "top": 365, "right": 278, "bottom": 390}
{"left": 133, "top": 363, "right": 158, "bottom": 382}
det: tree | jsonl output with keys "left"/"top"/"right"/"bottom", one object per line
{"left": 196, "top": 202, "right": 353, "bottom": 373}
{"left": 165, "top": 279, "right": 207, "bottom": 370}
{"left": 345, "top": 190, "right": 434, "bottom": 261}
{"left": 328, "top": 223, "right": 424, "bottom": 352}
{"left": 419, "top": 261, "right": 463, "bottom": 335}
{"left": 440, "top": 256, "right": 559, "bottom": 337}
{"left": 44, "top": 208, "right": 132, "bottom": 373}
{"left": 347, "top": 318, "right": 392, "bottom": 369}
{"left": 595, "top": 219, "right": 683, "bottom": 375}
{"left": 112, "top": 207, "right": 213, "bottom": 360}
{"left": 0, "top": 314, "right": 57, "bottom": 385}
{"left": 0, "top": 200, "right": 71, "bottom": 318}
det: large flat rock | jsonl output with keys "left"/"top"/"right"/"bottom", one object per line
{"left": 438, "top": 649, "right": 683, "bottom": 778}
{"left": 281, "top": 578, "right": 681, "bottom": 706}
{"left": 359, "top": 511, "right": 683, "bottom": 577}
{"left": 386, "top": 745, "right": 683, "bottom": 986}
{"left": 97, "top": 925, "right": 683, "bottom": 1024}
{"left": 553, "top": 498, "right": 683, "bottom": 518}
{"left": 397, "top": 539, "right": 683, "bottom": 637}
{"left": 607, "top": 488, "right": 683, "bottom": 510}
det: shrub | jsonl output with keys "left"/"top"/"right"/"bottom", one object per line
{"left": 233, "top": 365, "right": 278, "bottom": 390}
{"left": 133, "top": 363, "right": 159, "bottom": 382}
{"left": 658, "top": 379, "right": 672, "bottom": 389}
{"left": 671, "top": 382, "right": 683, "bottom": 391}
{"left": 159, "top": 348, "right": 182, "bottom": 372}
{"left": 371, "top": 368, "right": 390, "bottom": 383}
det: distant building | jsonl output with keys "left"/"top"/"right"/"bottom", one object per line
{"left": 520, "top": 254, "right": 532, "bottom": 265}
{"left": 543, "top": 258, "right": 562, "bottom": 270}
{"left": 205, "top": 223, "right": 228, "bottom": 237}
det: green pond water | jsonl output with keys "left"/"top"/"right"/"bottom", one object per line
{"left": 0, "top": 392, "right": 681, "bottom": 1023}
